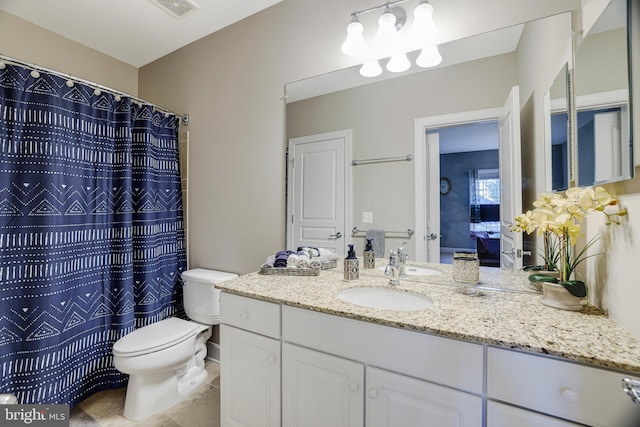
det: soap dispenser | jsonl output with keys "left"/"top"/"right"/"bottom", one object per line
{"left": 344, "top": 244, "right": 359, "bottom": 281}
{"left": 363, "top": 239, "right": 375, "bottom": 269}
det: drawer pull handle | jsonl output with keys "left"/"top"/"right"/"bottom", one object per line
{"left": 560, "top": 387, "right": 578, "bottom": 403}
{"left": 368, "top": 388, "right": 378, "bottom": 399}
{"left": 349, "top": 382, "right": 359, "bottom": 393}
{"left": 267, "top": 355, "right": 276, "bottom": 364}
{"left": 240, "top": 312, "right": 248, "bottom": 320}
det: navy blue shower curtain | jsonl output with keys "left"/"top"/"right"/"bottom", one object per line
{"left": 0, "top": 63, "right": 186, "bottom": 406}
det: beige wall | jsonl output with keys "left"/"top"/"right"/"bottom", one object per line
{"left": 0, "top": 11, "right": 138, "bottom": 95}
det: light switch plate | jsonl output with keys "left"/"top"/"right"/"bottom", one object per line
{"left": 362, "top": 211, "right": 373, "bottom": 223}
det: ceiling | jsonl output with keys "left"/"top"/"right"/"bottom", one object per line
{"left": 0, "top": 0, "right": 283, "bottom": 68}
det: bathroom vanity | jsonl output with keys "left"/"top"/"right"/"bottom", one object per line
{"left": 217, "top": 262, "right": 640, "bottom": 427}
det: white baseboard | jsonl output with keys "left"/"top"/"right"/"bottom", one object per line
{"left": 206, "top": 341, "right": 220, "bottom": 363}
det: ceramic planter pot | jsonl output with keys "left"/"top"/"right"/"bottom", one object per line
{"left": 528, "top": 270, "right": 559, "bottom": 292}
{"left": 540, "top": 281, "right": 584, "bottom": 311}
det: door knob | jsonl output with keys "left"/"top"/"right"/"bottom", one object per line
{"left": 501, "top": 249, "right": 530, "bottom": 258}
{"left": 426, "top": 233, "right": 438, "bottom": 240}
{"left": 329, "top": 232, "right": 342, "bottom": 239}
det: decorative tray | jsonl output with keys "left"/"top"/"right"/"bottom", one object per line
{"left": 259, "top": 266, "right": 321, "bottom": 276}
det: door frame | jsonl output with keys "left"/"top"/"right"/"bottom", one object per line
{"left": 286, "top": 129, "right": 353, "bottom": 255}
{"left": 414, "top": 108, "right": 501, "bottom": 262}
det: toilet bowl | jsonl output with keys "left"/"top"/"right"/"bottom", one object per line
{"left": 112, "top": 268, "right": 238, "bottom": 421}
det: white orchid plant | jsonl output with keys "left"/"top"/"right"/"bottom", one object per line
{"left": 511, "top": 186, "right": 627, "bottom": 297}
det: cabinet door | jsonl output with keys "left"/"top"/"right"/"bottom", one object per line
{"left": 220, "top": 325, "right": 280, "bottom": 427}
{"left": 282, "top": 343, "right": 364, "bottom": 427}
{"left": 366, "top": 367, "right": 482, "bottom": 427}
{"left": 488, "top": 401, "right": 581, "bottom": 427}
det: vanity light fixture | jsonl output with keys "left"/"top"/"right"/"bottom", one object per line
{"left": 341, "top": 0, "right": 441, "bottom": 77}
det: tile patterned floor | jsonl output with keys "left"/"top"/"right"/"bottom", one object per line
{"left": 70, "top": 362, "right": 220, "bottom": 427}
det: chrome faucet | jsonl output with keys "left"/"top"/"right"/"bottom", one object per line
{"left": 397, "top": 242, "right": 408, "bottom": 277}
{"left": 384, "top": 250, "right": 401, "bottom": 286}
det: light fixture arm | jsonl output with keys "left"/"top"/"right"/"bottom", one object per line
{"left": 349, "top": 0, "right": 415, "bottom": 18}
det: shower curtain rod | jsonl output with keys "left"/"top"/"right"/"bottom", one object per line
{"left": 0, "top": 53, "right": 189, "bottom": 125}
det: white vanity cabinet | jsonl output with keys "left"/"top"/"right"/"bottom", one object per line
{"left": 219, "top": 292, "right": 640, "bottom": 427}
{"left": 487, "top": 347, "right": 640, "bottom": 427}
{"left": 220, "top": 293, "right": 281, "bottom": 427}
{"left": 281, "top": 305, "right": 483, "bottom": 427}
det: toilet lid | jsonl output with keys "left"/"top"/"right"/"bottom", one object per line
{"left": 113, "top": 317, "right": 200, "bottom": 357}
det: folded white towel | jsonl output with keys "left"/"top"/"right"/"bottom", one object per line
{"left": 263, "top": 254, "right": 276, "bottom": 268}
{"left": 309, "top": 260, "right": 322, "bottom": 269}
{"left": 318, "top": 248, "right": 333, "bottom": 257}
{"left": 287, "top": 253, "right": 299, "bottom": 267}
{"left": 297, "top": 251, "right": 310, "bottom": 268}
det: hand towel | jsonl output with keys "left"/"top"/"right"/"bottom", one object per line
{"left": 274, "top": 250, "right": 289, "bottom": 268}
{"left": 309, "top": 260, "right": 322, "bottom": 269}
{"left": 297, "top": 251, "right": 310, "bottom": 268}
{"left": 262, "top": 254, "right": 276, "bottom": 268}
{"left": 287, "top": 253, "right": 299, "bottom": 268}
{"left": 365, "top": 230, "right": 385, "bottom": 258}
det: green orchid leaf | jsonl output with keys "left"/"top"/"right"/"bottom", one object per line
{"left": 559, "top": 280, "right": 587, "bottom": 298}
{"left": 523, "top": 265, "right": 544, "bottom": 271}
{"left": 528, "top": 273, "right": 559, "bottom": 283}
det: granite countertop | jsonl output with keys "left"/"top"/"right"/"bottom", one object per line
{"left": 216, "top": 259, "right": 640, "bottom": 374}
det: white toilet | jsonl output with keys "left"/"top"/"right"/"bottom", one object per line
{"left": 112, "top": 268, "right": 238, "bottom": 421}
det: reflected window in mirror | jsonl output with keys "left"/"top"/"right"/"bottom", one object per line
{"left": 469, "top": 168, "right": 500, "bottom": 234}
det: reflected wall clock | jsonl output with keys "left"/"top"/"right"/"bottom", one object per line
{"left": 440, "top": 177, "right": 451, "bottom": 195}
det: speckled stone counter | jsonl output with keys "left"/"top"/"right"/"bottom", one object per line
{"left": 217, "top": 260, "right": 640, "bottom": 374}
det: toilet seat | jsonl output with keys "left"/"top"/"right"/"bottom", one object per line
{"left": 113, "top": 317, "right": 200, "bottom": 358}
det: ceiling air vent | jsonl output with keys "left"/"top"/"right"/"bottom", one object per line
{"left": 149, "top": 0, "right": 200, "bottom": 19}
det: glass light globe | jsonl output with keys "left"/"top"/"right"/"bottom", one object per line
{"left": 360, "top": 60, "right": 382, "bottom": 77}
{"left": 408, "top": 1, "right": 437, "bottom": 51}
{"left": 372, "top": 10, "right": 398, "bottom": 58}
{"left": 341, "top": 18, "right": 367, "bottom": 56}
{"left": 416, "top": 45, "right": 442, "bottom": 68}
{"left": 387, "top": 53, "right": 411, "bottom": 73}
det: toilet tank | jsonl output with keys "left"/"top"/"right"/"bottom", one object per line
{"left": 181, "top": 268, "right": 238, "bottom": 325}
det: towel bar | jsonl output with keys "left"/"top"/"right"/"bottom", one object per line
{"left": 351, "top": 154, "right": 413, "bottom": 166}
{"left": 352, "top": 227, "right": 414, "bottom": 237}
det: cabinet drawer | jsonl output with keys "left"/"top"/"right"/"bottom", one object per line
{"left": 220, "top": 293, "right": 281, "bottom": 338}
{"left": 487, "top": 347, "right": 640, "bottom": 427}
{"left": 487, "top": 401, "right": 580, "bottom": 427}
{"left": 282, "top": 305, "right": 483, "bottom": 394}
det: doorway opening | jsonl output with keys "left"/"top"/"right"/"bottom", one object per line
{"left": 432, "top": 121, "right": 501, "bottom": 266}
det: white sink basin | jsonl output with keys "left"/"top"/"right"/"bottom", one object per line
{"left": 337, "top": 287, "right": 433, "bottom": 311}
{"left": 377, "top": 265, "right": 442, "bottom": 276}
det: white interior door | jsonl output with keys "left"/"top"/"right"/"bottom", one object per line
{"left": 426, "top": 132, "right": 441, "bottom": 263}
{"left": 499, "top": 86, "right": 523, "bottom": 270}
{"left": 287, "top": 130, "right": 351, "bottom": 256}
